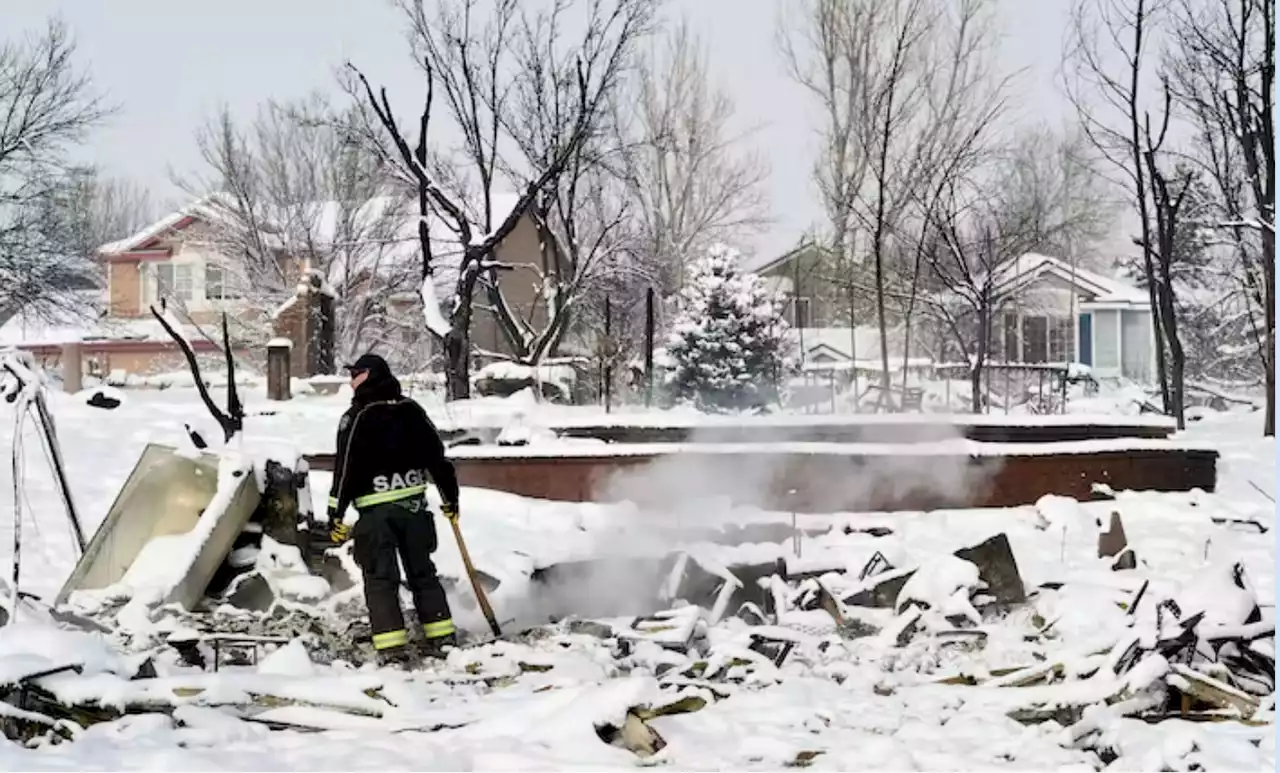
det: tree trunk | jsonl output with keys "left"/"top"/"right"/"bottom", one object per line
{"left": 443, "top": 327, "right": 470, "bottom": 401}
{"left": 444, "top": 275, "right": 478, "bottom": 401}
{"left": 970, "top": 311, "right": 988, "bottom": 414}
{"left": 1264, "top": 229, "right": 1276, "bottom": 436}
{"left": 1159, "top": 284, "right": 1185, "bottom": 429}
{"left": 1120, "top": 0, "right": 1170, "bottom": 412}
{"left": 1168, "top": 342, "right": 1185, "bottom": 430}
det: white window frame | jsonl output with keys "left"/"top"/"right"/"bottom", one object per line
{"left": 154, "top": 263, "right": 193, "bottom": 303}
{"left": 204, "top": 262, "right": 241, "bottom": 301}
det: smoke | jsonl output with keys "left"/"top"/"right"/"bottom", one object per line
{"left": 597, "top": 420, "right": 998, "bottom": 514}
{"left": 509, "top": 417, "right": 1002, "bottom": 627}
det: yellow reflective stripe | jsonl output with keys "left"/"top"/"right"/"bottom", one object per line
{"left": 423, "top": 619, "right": 456, "bottom": 639}
{"left": 372, "top": 629, "right": 409, "bottom": 650}
{"left": 327, "top": 496, "right": 339, "bottom": 508}
{"left": 353, "top": 485, "right": 428, "bottom": 508}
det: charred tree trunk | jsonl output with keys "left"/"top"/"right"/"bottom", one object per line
{"left": 151, "top": 308, "right": 244, "bottom": 443}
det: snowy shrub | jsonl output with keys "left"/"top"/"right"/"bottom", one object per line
{"left": 666, "top": 243, "right": 794, "bottom": 413}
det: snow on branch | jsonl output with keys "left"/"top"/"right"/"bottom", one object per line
{"left": 419, "top": 277, "right": 452, "bottom": 339}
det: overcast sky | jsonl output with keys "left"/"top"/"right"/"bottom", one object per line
{"left": 10, "top": 0, "right": 1083, "bottom": 259}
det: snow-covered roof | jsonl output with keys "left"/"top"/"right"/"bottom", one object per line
{"left": 990, "top": 253, "right": 1147, "bottom": 305}
{"left": 96, "top": 193, "right": 239, "bottom": 255}
{"left": 98, "top": 192, "right": 532, "bottom": 293}
{"left": 791, "top": 326, "right": 907, "bottom": 362}
{"left": 0, "top": 294, "right": 207, "bottom": 348}
{"left": 741, "top": 240, "right": 822, "bottom": 275}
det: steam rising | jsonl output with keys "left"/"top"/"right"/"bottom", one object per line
{"left": 508, "top": 418, "right": 1000, "bottom": 627}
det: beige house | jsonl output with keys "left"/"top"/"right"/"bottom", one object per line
{"left": 1, "top": 192, "right": 560, "bottom": 380}
{"left": 747, "top": 241, "right": 845, "bottom": 328}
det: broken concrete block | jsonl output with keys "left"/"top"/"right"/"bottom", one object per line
{"left": 845, "top": 567, "right": 916, "bottom": 608}
{"left": 316, "top": 552, "right": 355, "bottom": 593}
{"left": 1097, "top": 511, "right": 1129, "bottom": 559}
{"left": 166, "top": 631, "right": 210, "bottom": 670}
{"left": 1111, "top": 547, "right": 1138, "bottom": 571}
{"left": 736, "top": 602, "right": 769, "bottom": 626}
{"left": 658, "top": 553, "right": 777, "bottom": 623}
{"left": 224, "top": 573, "right": 275, "bottom": 612}
{"left": 954, "top": 533, "right": 1026, "bottom": 607}
{"left": 566, "top": 619, "right": 614, "bottom": 639}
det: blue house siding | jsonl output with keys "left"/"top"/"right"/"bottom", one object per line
{"left": 1077, "top": 312, "right": 1093, "bottom": 366}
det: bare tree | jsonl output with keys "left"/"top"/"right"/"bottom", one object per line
{"left": 487, "top": 0, "right": 645, "bottom": 368}
{"left": 616, "top": 17, "right": 769, "bottom": 295}
{"left": 1064, "top": 0, "right": 1173, "bottom": 409}
{"left": 1136, "top": 84, "right": 1197, "bottom": 428}
{"left": 783, "top": 0, "right": 1008, "bottom": 409}
{"left": 780, "top": 0, "right": 875, "bottom": 303}
{"left": 888, "top": 0, "right": 1012, "bottom": 392}
{"left": 178, "top": 96, "right": 420, "bottom": 364}
{"left": 922, "top": 129, "right": 1113, "bottom": 412}
{"left": 347, "top": 0, "right": 656, "bottom": 399}
{"left": 1165, "top": 0, "right": 1274, "bottom": 434}
{"left": 73, "top": 170, "right": 156, "bottom": 259}
{"left": 0, "top": 18, "right": 111, "bottom": 323}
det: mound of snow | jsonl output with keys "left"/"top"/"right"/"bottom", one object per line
{"left": 257, "top": 639, "right": 316, "bottom": 677}
{"left": 0, "top": 623, "right": 137, "bottom": 681}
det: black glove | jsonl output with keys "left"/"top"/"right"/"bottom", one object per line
{"left": 441, "top": 502, "right": 459, "bottom": 522}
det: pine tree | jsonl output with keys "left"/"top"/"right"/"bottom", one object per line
{"left": 666, "top": 243, "right": 794, "bottom": 412}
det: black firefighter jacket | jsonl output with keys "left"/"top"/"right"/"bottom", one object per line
{"left": 326, "top": 374, "right": 460, "bottom": 520}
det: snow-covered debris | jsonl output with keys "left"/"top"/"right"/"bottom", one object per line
{"left": 895, "top": 555, "right": 983, "bottom": 625}
{"left": 0, "top": 375, "right": 1271, "bottom": 769}
{"left": 256, "top": 639, "right": 316, "bottom": 677}
{"left": 0, "top": 624, "right": 140, "bottom": 683}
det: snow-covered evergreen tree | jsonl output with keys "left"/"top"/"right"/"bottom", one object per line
{"left": 666, "top": 243, "right": 793, "bottom": 412}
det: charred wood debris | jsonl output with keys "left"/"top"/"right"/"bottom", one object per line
{"left": 3, "top": 500, "right": 1273, "bottom": 759}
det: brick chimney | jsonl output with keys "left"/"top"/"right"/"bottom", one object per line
{"left": 271, "top": 268, "right": 335, "bottom": 378}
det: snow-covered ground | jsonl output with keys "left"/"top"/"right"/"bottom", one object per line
{"left": 0, "top": 382, "right": 1272, "bottom": 769}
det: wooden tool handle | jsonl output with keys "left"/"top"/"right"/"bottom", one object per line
{"left": 448, "top": 517, "right": 501, "bottom": 637}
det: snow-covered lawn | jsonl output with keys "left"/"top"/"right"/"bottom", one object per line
{"left": 0, "top": 385, "right": 1272, "bottom": 769}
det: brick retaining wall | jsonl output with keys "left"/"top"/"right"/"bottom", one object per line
{"left": 306, "top": 447, "right": 1216, "bottom": 512}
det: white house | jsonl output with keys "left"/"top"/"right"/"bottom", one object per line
{"left": 987, "top": 253, "right": 1155, "bottom": 382}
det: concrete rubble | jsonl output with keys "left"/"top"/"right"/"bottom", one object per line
{"left": 2, "top": 495, "right": 1274, "bottom": 764}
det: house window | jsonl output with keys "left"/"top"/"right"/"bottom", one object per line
{"left": 1048, "top": 317, "right": 1073, "bottom": 362}
{"left": 205, "top": 263, "right": 241, "bottom": 300}
{"left": 155, "top": 263, "right": 193, "bottom": 302}
{"left": 1022, "top": 316, "right": 1048, "bottom": 363}
{"left": 792, "top": 297, "right": 812, "bottom": 328}
{"left": 1002, "top": 313, "right": 1020, "bottom": 362}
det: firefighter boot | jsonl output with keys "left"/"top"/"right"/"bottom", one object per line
{"left": 376, "top": 645, "right": 421, "bottom": 671}
{"left": 419, "top": 633, "right": 458, "bottom": 660}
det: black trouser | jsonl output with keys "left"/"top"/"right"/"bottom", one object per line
{"left": 351, "top": 499, "right": 455, "bottom": 650}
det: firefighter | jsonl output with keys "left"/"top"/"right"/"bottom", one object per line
{"left": 326, "top": 353, "right": 461, "bottom": 668}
